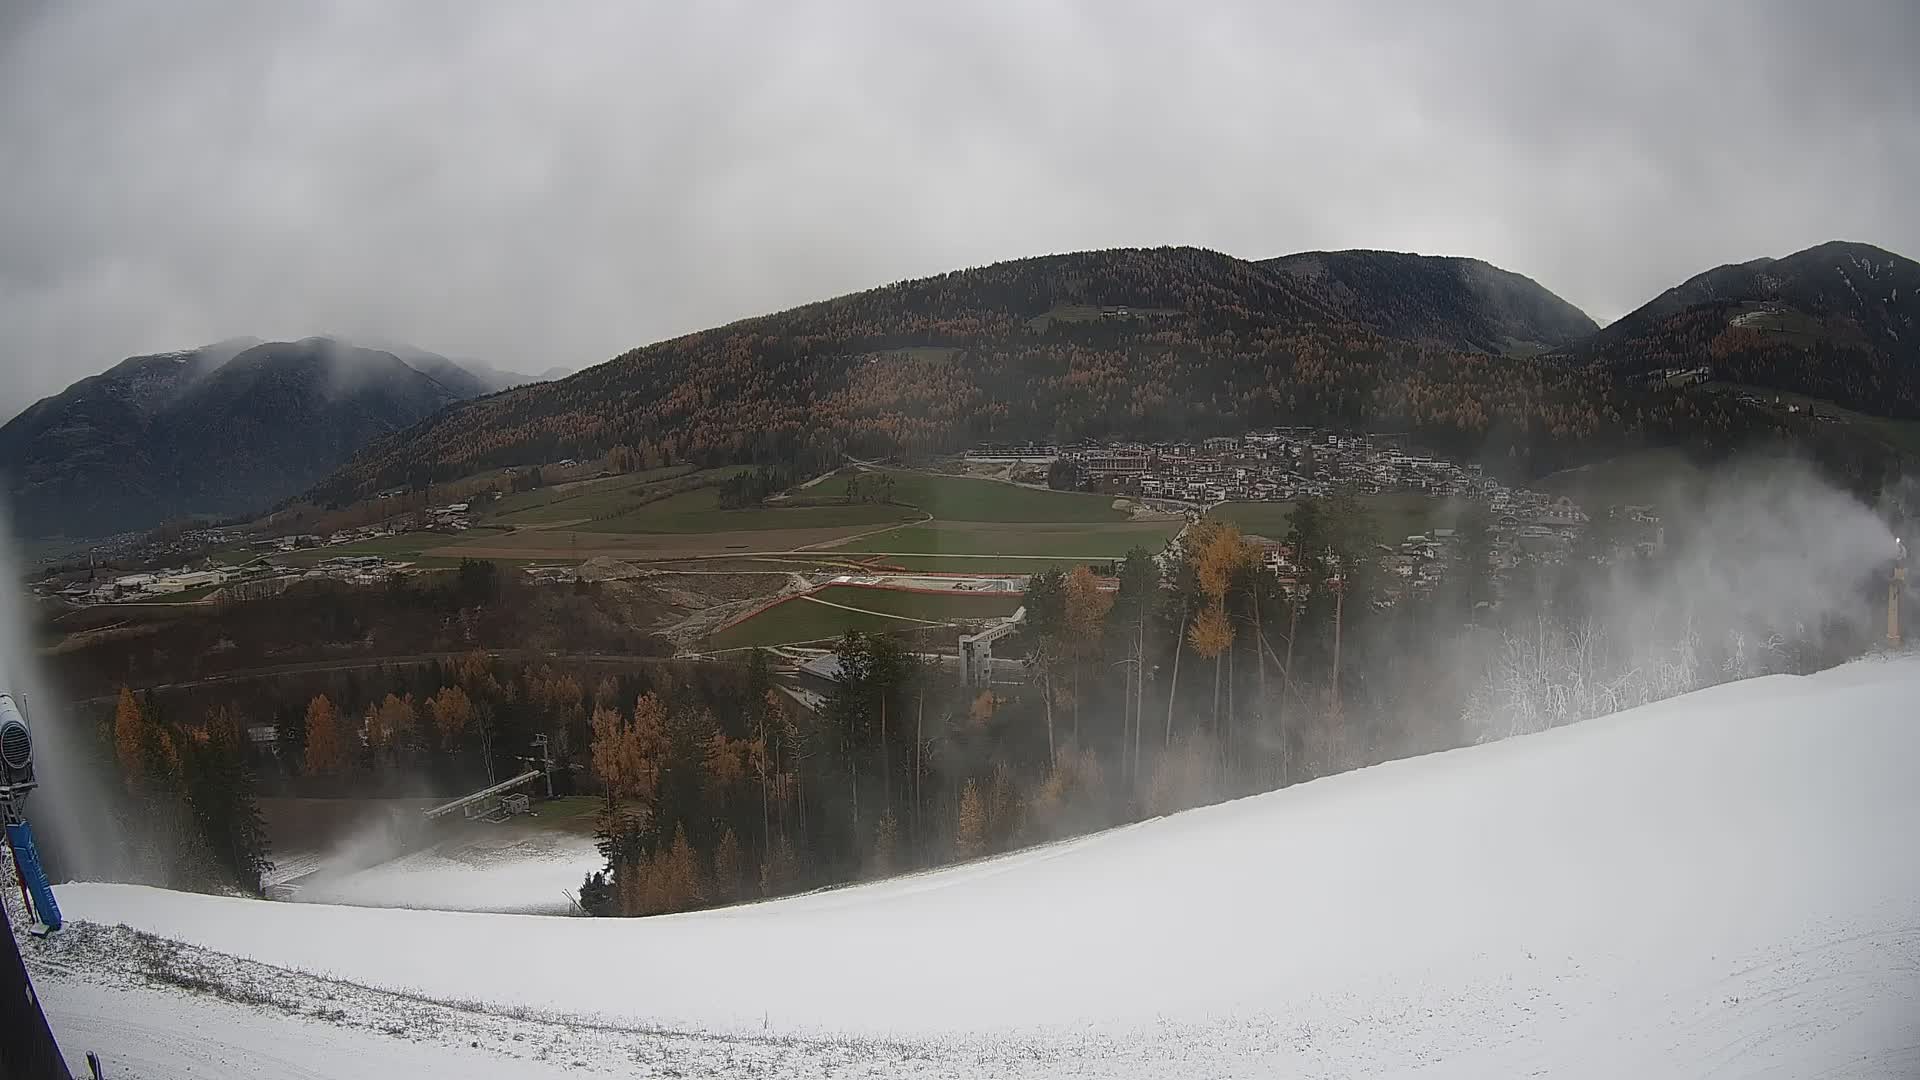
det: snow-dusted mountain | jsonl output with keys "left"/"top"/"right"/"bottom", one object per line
{"left": 0, "top": 336, "right": 496, "bottom": 537}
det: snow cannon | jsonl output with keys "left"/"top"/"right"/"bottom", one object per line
{"left": 0, "top": 694, "right": 60, "bottom": 932}
{"left": 0, "top": 694, "right": 34, "bottom": 796}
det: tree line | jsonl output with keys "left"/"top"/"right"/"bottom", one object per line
{"left": 94, "top": 487, "right": 1889, "bottom": 910}
{"left": 571, "top": 488, "right": 1885, "bottom": 917}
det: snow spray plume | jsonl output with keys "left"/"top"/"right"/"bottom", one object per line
{"left": 1657, "top": 457, "right": 1893, "bottom": 640}
{"left": 301, "top": 785, "right": 439, "bottom": 885}
{"left": 0, "top": 501, "right": 125, "bottom": 880}
{"left": 1465, "top": 456, "right": 1895, "bottom": 741}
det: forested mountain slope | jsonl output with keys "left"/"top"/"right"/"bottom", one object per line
{"left": 1260, "top": 249, "right": 1597, "bottom": 354}
{"left": 316, "top": 247, "right": 1735, "bottom": 502}
{"left": 1575, "top": 241, "right": 1920, "bottom": 415}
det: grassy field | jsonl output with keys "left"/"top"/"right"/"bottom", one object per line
{"left": 488, "top": 465, "right": 709, "bottom": 524}
{"left": 709, "top": 598, "right": 907, "bottom": 649}
{"left": 848, "top": 554, "right": 1125, "bottom": 573}
{"left": 810, "top": 585, "right": 1021, "bottom": 621}
{"left": 1211, "top": 493, "right": 1472, "bottom": 542}
{"left": 594, "top": 487, "right": 922, "bottom": 534}
{"left": 207, "top": 545, "right": 272, "bottom": 566}
{"left": 1209, "top": 501, "right": 1295, "bottom": 538}
{"left": 271, "top": 532, "right": 561, "bottom": 569}
{"left": 274, "top": 530, "right": 432, "bottom": 564}
{"left": 274, "top": 533, "right": 442, "bottom": 566}
{"left": 829, "top": 521, "right": 1177, "bottom": 558}
{"left": 1708, "top": 382, "right": 1920, "bottom": 457}
{"left": 1539, "top": 387, "right": 1920, "bottom": 515}
{"left": 505, "top": 795, "right": 602, "bottom": 835}
{"left": 818, "top": 470, "right": 1130, "bottom": 523}
{"left": 710, "top": 585, "right": 1020, "bottom": 649}
{"left": 1536, "top": 447, "right": 1706, "bottom": 512}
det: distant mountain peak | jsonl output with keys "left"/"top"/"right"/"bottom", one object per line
{"left": 1598, "top": 239, "right": 1920, "bottom": 350}
{"left": 0, "top": 336, "right": 487, "bottom": 537}
{"left": 1579, "top": 239, "right": 1920, "bottom": 418}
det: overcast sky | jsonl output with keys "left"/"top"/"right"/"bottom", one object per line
{"left": 3, "top": 0, "right": 1916, "bottom": 416}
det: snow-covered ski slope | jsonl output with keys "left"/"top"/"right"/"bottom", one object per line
{"left": 50, "top": 656, "right": 1920, "bottom": 1077}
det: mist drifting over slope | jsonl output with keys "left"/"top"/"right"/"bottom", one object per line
{"left": 1662, "top": 458, "right": 1895, "bottom": 636}
{"left": 0, "top": 503, "right": 122, "bottom": 881}
{"left": 1460, "top": 456, "right": 1897, "bottom": 743}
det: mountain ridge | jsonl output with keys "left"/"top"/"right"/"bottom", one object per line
{"left": 309, "top": 244, "right": 1704, "bottom": 504}
{"left": 1259, "top": 248, "right": 1597, "bottom": 354}
{"left": 1574, "top": 240, "right": 1920, "bottom": 417}
{"left": 1594, "top": 240, "right": 1918, "bottom": 349}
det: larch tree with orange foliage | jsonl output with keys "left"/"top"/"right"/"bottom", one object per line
{"left": 1063, "top": 565, "right": 1114, "bottom": 743}
{"left": 428, "top": 685, "right": 474, "bottom": 751}
{"left": 589, "top": 690, "right": 676, "bottom": 913}
{"left": 1187, "top": 601, "right": 1236, "bottom": 737}
{"left": 1187, "top": 521, "right": 1256, "bottom": 742}
{"left": 303, "top": 694, "right": 350, "bottom": 776}
{"left": 375, "top": 693, "right": 417, "bottom": 762}
{"left": 113, "top": 687, "right": 150, "bottom": 790}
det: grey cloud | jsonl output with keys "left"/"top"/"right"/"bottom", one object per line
{"left": 2, "top": 0, "right": 1916, "bottom": 418}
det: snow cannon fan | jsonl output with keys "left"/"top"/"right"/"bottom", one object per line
{"left": 0, "top": 694, "right": 61, "bottom": 932}
{"left": 0, "top": 694, "right": 34, "bottom": 815}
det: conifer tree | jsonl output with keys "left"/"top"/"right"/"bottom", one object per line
{"left": 759, "top": 832, "right": 800, "bottom": 897}
{"left": 869, "top": 811, "right": 898, "bottom": 878}
{"left": 712, "top": 827, "right": 743, "bottom": 903}
{"left": 180, "top": 714, "right": 273, "bottom": 892}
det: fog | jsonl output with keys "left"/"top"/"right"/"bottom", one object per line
{"left": 0, "top": 503, "right": 124, "bottom": 881}
{"left": 1458, "top": 459, "right": 1897, "bottom": 744}
{"left": 4, "top": 0, "right": 1917, "bottom": 419}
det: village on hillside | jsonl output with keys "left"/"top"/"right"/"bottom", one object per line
{"left": 976, "top": 429, "right": 1664, "bottom": 597}
{"left": 38, "top": 427, "right": 1665, "bottom": 610}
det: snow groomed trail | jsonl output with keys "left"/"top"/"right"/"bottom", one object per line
{"left": 39, "top": 656, "right": 1920, "bottom": 1078}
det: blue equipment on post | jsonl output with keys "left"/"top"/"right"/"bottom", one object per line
{"left": 0, "top": 693, "right": 60, "bottom": 932}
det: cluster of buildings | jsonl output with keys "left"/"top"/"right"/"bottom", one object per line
{"left": 61, "top": 566, "right": 234, "bottom": 602}
{"left": 49, "top": 523, "right": 249, "bottom": 569}
{"left": 1732, "top": 390, "right": 1844, "bottom": 423}
{"left": 1038, "top": 429, "right": 1664, "bottom": 595}
{"left": 51, "top": 559, "right": 273, "bottom": 604}
{"left": 43, "top": 550, "right": 416, "bottom": 606}
{"left": 1057, "top": 430, "right": 1504, "bottom": 504}
{"left": 262, "top": 502, "right": 472, "bottom": 554}
{"left": 40, "top": 526, "right": 429, "bottom": 605}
